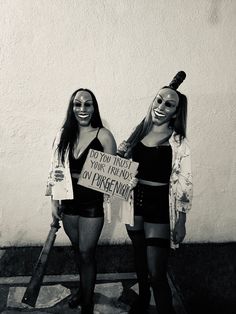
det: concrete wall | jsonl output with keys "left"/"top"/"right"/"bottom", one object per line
{"left": 0, "top": 0, "right": 236, "bottom": 246}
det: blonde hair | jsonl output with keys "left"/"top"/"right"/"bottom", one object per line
{"left": 124, "top": 98, "right": 154, "bottom": 157}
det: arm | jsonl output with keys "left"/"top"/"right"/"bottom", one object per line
{"left": 173, "top": 212, "right": 186, "bottom": 244}
{"left": 45, "top": 129, "right": 69, "bottom": 196}
{"left": 176, "top": 139, "right": 193, "bottom": 213}
{"left": 173, "top": 139, "right": 193, "bottom": 244}
{"left": 98, "top": 127, "right": 117, "bottom": 155}
{"left": 97, "top": 128, "right": 117, "bottom": 222}
{"left": 51, "top": 198, "right": 61, "bottom": 220}
{"left": 45, "top": 130, "right": 64, "bottom": 219}
{"left": 45, "top": 130, "right": 62, "bottom": 196}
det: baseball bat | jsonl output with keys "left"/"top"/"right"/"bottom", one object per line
{"left": 21, "top": 217, "right": 61, "bottom": 307}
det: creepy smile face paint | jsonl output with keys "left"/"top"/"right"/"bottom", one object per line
{"left": 73, "top": 91, "right": 94, "bottom": 126}
{"left": 151, "top": 88, "right": 179, "bottom": 126}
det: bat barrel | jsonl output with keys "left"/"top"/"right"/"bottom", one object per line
{"left": 21, "top": 220, "right": 60, "bottom": 307}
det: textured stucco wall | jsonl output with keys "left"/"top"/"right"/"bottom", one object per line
{"left": 0, "top": 0, "right": 236, "bottom": 246}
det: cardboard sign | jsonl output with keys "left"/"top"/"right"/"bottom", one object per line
{"left": 78, "top": 149, "right": 139, "bottom": 200}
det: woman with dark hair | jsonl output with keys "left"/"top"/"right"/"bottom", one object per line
{"left": 118, "top": 72, "right": 193, "bottom": 314}
{"left": 46, "top": 88, "right": 116, "bottom": 314}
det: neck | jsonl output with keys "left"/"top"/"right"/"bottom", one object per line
{"left": 77, "top": 124, "right": 94, "bottom": 134}
{"left": 151, "top": 122, "right": 171, "bottom": 134}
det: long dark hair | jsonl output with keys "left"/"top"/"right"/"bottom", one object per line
{"left": 57, "top": 88, "right": 103, "bottom": 164}
{"left": 125, "top": 87, "right": 188, "bottom": 156}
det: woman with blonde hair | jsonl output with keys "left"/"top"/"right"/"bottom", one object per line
{"left": 118, "top": 72, "right": 193, "bottom": 314}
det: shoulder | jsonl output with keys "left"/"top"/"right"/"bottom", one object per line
{"left": 54, "top": 128, "right": 64, "bottom": 139}
{"left": 97, "top": 127, "right": 117, "bottom": 154}
{"left": 170, "top": 133, "right": 191, "bottom": 156}
{"left": 179, "top": 137, "right": 190, "bottom": 153}
{"left": 52, "top": 128, "right": 63, "bottom": 148}
{"left": 170, "top": 133, "right": 190, "bottom": 148}
{"left": 98, "top": 127, "right": 115, "bottom": 141}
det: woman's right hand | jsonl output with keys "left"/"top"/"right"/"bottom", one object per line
{"left": 54, "top": 168, "right": 64, "bottom": 182}
{"left": 117, "top": 141, "right": 130, "bottom": 158}
{"left": 51, "top": 200, "right": 62, "bottom": 220}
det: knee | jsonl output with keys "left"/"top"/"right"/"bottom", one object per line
{"left": 79, "top": 248, "right": 95, "bottom": 264}
{"left": 149, "top": 269, "right": 167, "bottom": 288}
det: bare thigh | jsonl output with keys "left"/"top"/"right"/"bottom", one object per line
{"left": 78, "top": 216, "right": 104, "bottom": 252}
{"left": 62, "top": 214, "right": 80, "bottom": 245}
{"left": 144, "top": 222, "right": 170, "bottom": 239}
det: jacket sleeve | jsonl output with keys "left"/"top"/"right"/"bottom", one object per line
{"left": 45, "top": 130, "right": 62, "bottom": 196}
{"left": 45, "top": 170, "right": 54, "bottom": 196}
{"left": 175, "top": 139, "right": 193, "bottom": 213}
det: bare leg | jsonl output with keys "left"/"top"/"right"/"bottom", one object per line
{"left": 62, "top": 215, "right": 82, "bottom": 307}
{"left": 62, "top": 214, "right": 104, "bottom": 312}
{"left": 78, "top": 216, "right": 104, "bottom": 313}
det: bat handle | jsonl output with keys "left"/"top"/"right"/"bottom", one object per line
{"left": 116, "top": 150, "right": 125, "bottom": 157}
{"left": 116, "top": 140, "right": 130, "bottom": 158}
{"left": 51, "top": 216, "right": 60, "bottom": 229}
{"left": 50, "top": 200, "right": 62, "bottom": 228}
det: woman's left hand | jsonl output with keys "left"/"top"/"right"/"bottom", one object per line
{"left": 104, "top": 193, "right": 111, "bottom": 203}
{"left": 173, "top": 213, "right": 186, "bottom": 244}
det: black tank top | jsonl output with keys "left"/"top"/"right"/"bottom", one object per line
{"left": 69, "top": 128, "right": 104, "bottom": 174}
{"left": 132, "top": 141, "right": 172, "bottom": 183}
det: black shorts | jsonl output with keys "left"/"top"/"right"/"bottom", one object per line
{"left": 60, "top": 178, "right": 104, "bottom": 217}
{"left": 133, "top": 183, "right": 170, "bottom": 223}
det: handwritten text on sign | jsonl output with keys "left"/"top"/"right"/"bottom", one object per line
{"left": 78, "top": 149, "right": 139, "bottom": 200}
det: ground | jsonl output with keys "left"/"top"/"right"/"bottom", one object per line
{"left": 0, "top": 243, "right": 235, "bottom": 314}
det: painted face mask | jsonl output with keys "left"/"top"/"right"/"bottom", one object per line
{"left": 73, "top": 91, "right": 94, "bottom": 126}
{"left": 151, "top": 88, "right": 179, "bottom": 126}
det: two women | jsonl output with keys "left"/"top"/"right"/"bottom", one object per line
{"left": 46, "top": 71, "right": 192, "bottom": 314}
{"left": 46, "top": 89, "right": 116, "bottom": 314}
{"left": 118, "top": 71, "right": 193, "bottom": 314}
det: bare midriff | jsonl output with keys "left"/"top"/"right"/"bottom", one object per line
{"left": 138, "top": 178, "right": 168, "bottom": 186}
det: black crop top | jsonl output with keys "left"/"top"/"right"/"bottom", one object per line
{"left": 69, "top": 128, "right": 104, "bottom": 174}
{"left": 132, "top": 141, "right": 172, "bottom": 183}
